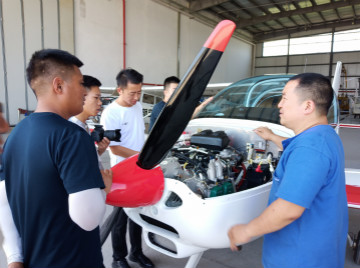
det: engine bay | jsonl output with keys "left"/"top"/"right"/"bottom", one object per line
{"left": 160, "top": 128, "right": 281, "bottom": 199}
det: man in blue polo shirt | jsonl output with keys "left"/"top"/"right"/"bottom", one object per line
{"left": 0, "top": 49, "right": 112, "bottom": 268}
{"left": 228, "top": 73, "right": 348, "bottom": 268}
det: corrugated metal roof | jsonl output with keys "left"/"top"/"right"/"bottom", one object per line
{"left": 153, "top": 0, "right": 360, "bottom": 43}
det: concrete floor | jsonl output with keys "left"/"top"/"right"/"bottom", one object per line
{"left": 1, "top": 114, "right": 360, "bottom": 268}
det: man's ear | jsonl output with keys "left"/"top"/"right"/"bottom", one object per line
{"left": 304, "top": 100, "right": 316, "bottom": 115}
{"left": 116, "top": 87, "right": 122, "bottom": 95}
{"left": 53, "top": 77, "right": 63, "bottom": 94}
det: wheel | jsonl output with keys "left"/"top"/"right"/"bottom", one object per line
{"left": 353, "top": 231, "right": 360, "bottom": 264}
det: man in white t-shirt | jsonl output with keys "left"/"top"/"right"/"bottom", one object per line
{"left": 100, "top": 68, "right": 154, "bottom": 268}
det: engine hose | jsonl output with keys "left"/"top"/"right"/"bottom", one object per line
{"left": 235, "top": 163, "right": 247, "bottom": 191}
{"left": 176, "top": 147, "right": 209, "bottom": 155}
{"left": 172, "top": 152, "right": 208, "bottom": 175}
{"left": 172, "top": 147, "right": 216, "bottom": 158}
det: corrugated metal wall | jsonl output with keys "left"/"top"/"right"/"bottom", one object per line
{"left": 255, "top": 40, "right": 360, "bottom": 92}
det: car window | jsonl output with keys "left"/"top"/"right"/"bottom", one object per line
{"left": 197, "top": 75, "right": 338, "bottom": 125}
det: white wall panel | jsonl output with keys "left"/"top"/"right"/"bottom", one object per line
{"left": 288, "top": 65, "right": 329, "bottom": 75}
{"left": 179, "top": 18, "right": 211, "bottom": 80}
{"left": 333, "top": 52, "right": 360, "bottom": 62}
{"left": 212, "top": 37, "right": 253, "bottom": 83}
{"left": 59, "top": 0, "right": 74, "bottom": 52}
{"left": 256, "top": 56, "right": 287, "bottom": 67}
{"left": 2, "top": 0, "right": 26, "bottom": 124}
{"left": 254, "top": 67, "right": 287, "bottom": 76}
{"left": 126, "top": 0, "right": 178, "bottom": 84}
{"left": 24, "top": 0, "right": 43, "bottom": 113}
{"left": 0, "top": 3, "right": 5, "bottom": 119}
{"left": 178, "top": 16, "right": 252, "bottom": 83}
{"left": 255, "top": 43, "right": 262, "bottom": 57}
{"left": 289, "top": 54, "right": 330, "bottom": 65}
{"left": 75, "top": 0, "right": 123, "bottom": 87}
{"left": 43, "top": 0, "right": 59, "bottom": 49}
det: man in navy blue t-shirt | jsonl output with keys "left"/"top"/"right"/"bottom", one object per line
{"left": 149, "top": 76, "right": 180, "bottom": 132}
{"left": 228, "top": 73, "right": 348, "bottom": 268}
{"left": 148, "top": 75, "right": 213, "bottom": 133}
{"left": 0, "top": 49, "right": 112, "bottom": 268}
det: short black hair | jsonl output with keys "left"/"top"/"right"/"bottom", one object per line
{"left": 83, "top": 75, "right": 102, "bottom": 91}
{"left": 289, "top": 73, "right": 333, "bottom": 116}
{"left": 26, "top": 49, "right": 83, "bottom": 86}
{"left": 116, "top": 68, "right": 143, "bottom": 88}
{"left": 163, "top": 76, "right": 180, "bottom": 90}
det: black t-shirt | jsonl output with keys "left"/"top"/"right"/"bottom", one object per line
{"left": 1, "top": 112, "right": 105, "bottom": 268}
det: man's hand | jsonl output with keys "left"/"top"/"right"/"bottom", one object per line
{"left": 97, "top": 137, "right": 110, "bottom": 156}
{"left": 253, "top": 126, "right": 274, "bottom": 140}
{"left": 101, "top": 169, "right": 113, "bottom": 194}
{"left": 192, "top": 96, "right": 214, "bottom": 119}
{"left": 228, "top": 224, "right": 252, "bottom": 251}
{"left": 8, "top": 262, "right": 24, "bottom": 268}
{"left": 109, "top": 146, "right": 139, "bottom": 159}
{"left": 254, "top": 126, "right": 285, "bottom": 150}
{"left": 228, "top": 198, "right": 305, "bottom": 252}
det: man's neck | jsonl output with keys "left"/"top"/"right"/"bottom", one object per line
{"left": 35, "top": 102, "right": 68, "bottom": 119}
{"left": 115, "top": 97, "right": 133, "bottom": 107}
{"left": 74, "top": 112, "right": 88, "bottom": 123}
{"left": 293, "top": 116, "right": 328, "bottom": 135}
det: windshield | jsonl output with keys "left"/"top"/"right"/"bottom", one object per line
{"left": 197, "top": 75, "right": 338, "bottom": 125}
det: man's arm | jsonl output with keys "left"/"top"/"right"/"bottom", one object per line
{"left": 228, "top": 198, "right": 305, "bottom": 250}
{"left": 100, "top": 107, "right": 140, "bottom": 157}
{"left": 109, "top": 145, "right": 139, "bottom": 159}
{"left": 191, "top": 96, "right": 214, "bottom": 119}
{"left": 68, "top": 169, "right": 112, "bottom": 231}
{"left": 0, "top": 113, "right": 9, "bottom": 134}
{"left": 0, "top": 181, "right": 24, "bottom": 267}
{"left": 253, "top": 126, "right": 286, "bottom": 150}
{"left": 0, "top": 103, "right": 10, "bottom": 134}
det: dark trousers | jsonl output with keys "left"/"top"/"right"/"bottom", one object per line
{"left": 111, "top": 207, "right": 142, "bottom": 260}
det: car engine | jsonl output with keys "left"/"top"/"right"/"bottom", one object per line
{"left": 160, "top": 129, "right": 278, "bottom": 199}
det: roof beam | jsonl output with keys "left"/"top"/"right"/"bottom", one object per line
{"left": 236, "top": 0, "right": 360, "bottom": 28}
{"left": 208, "top": 6, "right": 238, "bottom": 22}
{"left": 269, "top": 0, "right": 299, "bottom": 26}
{"left": 231, "top": 1, "right": 254, "bottom": 18}
{"left": 254, "top": 17, "right": 360, "bottom": 42}
{"left": 246, "top": 0, "right": 285, "bottom": 29}
{"left": 189, "top": 0, "right": 229, "bottom": 12}
{"left": 151, "top": 0, "right": 255, "bottom": 42}
{"left": 331, "top": 0, "right": 341, "bottom": 20}
{"left": 309, "top": 0, "right": 327, "bottom": 22}
{"left": 229, "top": 2, "right": 265, "bottom": 32}
{"left": 352, "top": 5, "right": 357, "bottom": 16}
{"left": 291, "top": 1, "right": 311, "bottom": 24}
